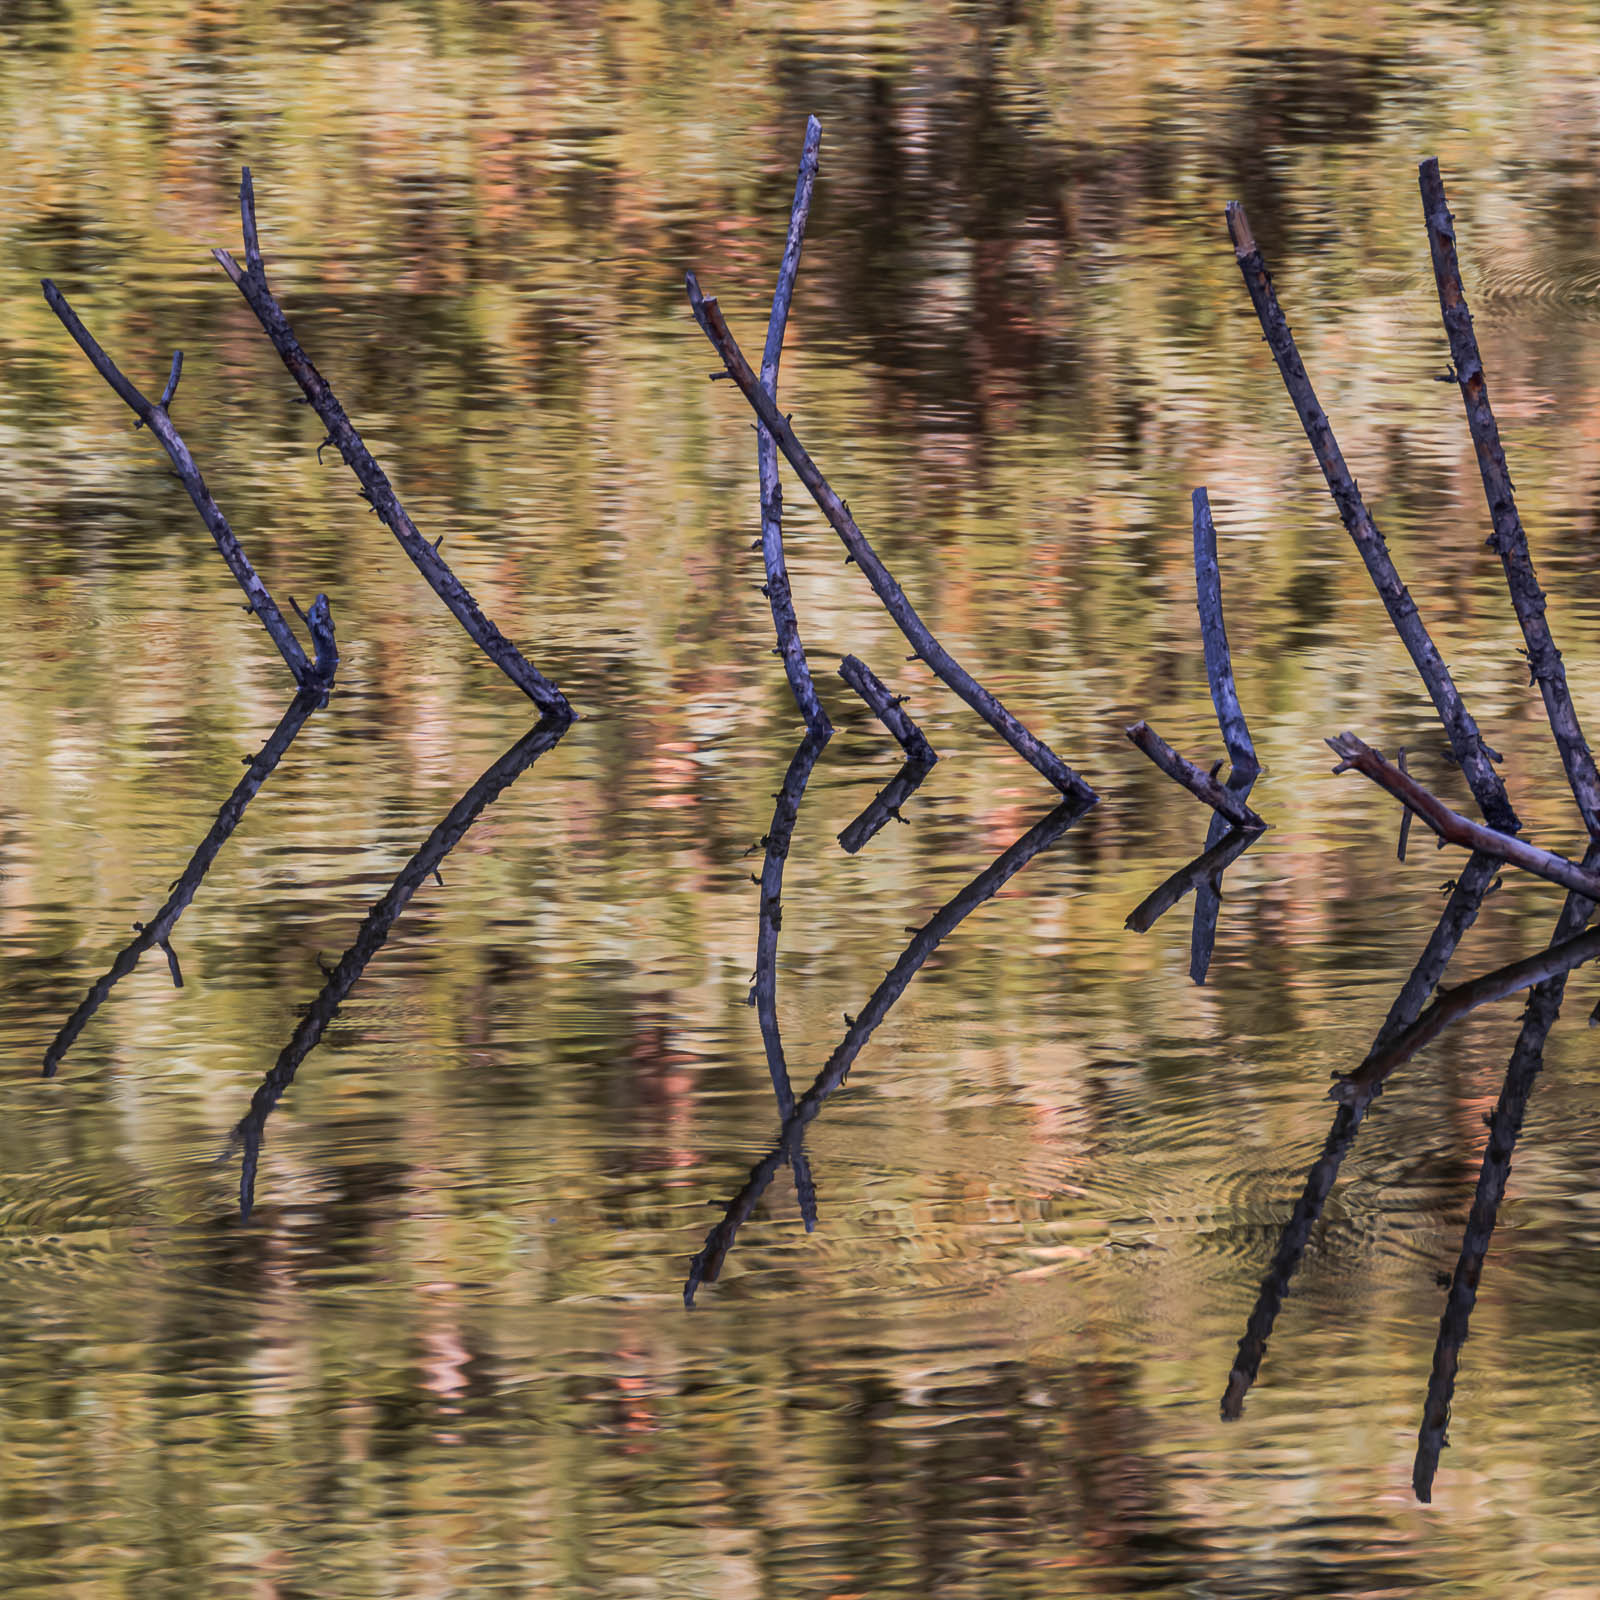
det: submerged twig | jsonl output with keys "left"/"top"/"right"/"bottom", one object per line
{"left": 685, "top": 272, "right": 1095, "bottom": 804}
{"left": 214, "top": 167, "right": 570, "bottom": 718}
{"left": 1419, "top": 159, "right": 1600, "bottom": 841}
{"left": 1125, "top": 825, "right": 1260, "bottom": 935}
{"left": 223, "top": 714, "right": 569, "bottom": 1219}
{"left": 43, "top": 689, "right": 328, "bottom": 1077}
{"left": 837, "top": 754, "right": 937, "bottom": 856}
{"left": 1327, "top": 732, "right": 1600, "bottom": 900}
{"left": 839, "top": 654, "right": 937, "bottom": 767}
{"left": 1126, "top": 722, "right": 1267, "bottom": 831}
{"left": 757, "top": 118, "right": 831, "bottom": 737}
{"left": 687, "top": 793, "right": 1093, "bottom": 1303}
{"left": 1226, "top": 201, "right": 1519, "bottom": 835}
{"left": 41, "top": 282, "right": 334, "bottom": 689}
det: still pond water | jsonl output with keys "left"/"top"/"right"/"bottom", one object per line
{"left": 7, "top": 2, "right": 1600, "bottom": 1593}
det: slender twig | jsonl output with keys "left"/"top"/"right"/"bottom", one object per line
{"left": 1222, "top": 853, "right": 1500, "bottom": 1420}
{"left": 1419, "top": 159, "right": 1600, "bottom": 840}
{"left": 685, "top": 272, "right": 1096, "bottom": 804}
{"left": 1396, "top": 747, "right": 1416, "bottom": 862}
{"left": 757, "top": 118, "right": 831, "bottom": 737}
{"left": 837, "top": 754, "right": 937, "bottom": 856}
{"left": 214, "top": 168, "right": 570, "bottom": 719}
{"left": 1413, "top": 841, "right": 1600, "bottom": 1501}
{"left": 687, "top": 793, "right": 1093, "bottom": 1304}
{"left": 1225, "top": 201, "right": 1519, "bottom": 835}
{"left": 1192, "top": 488, "right": 1258, "bottom": 784}
{"left": 750, "top": 733, "right": 829, "bottom": 1225}
{"left": 1125, "top": 825, "right": 1260, "bottom": 935}
{"left": 1327, "top": 732, "right": 1600, "bottom": 899}
{"left": 1126, "top": 721, "right": 1267, "bottom": 831}
{"left": 839, "top": 654, "right": 937, "bottom": 766}
{"left": 43, "top": 689, "right": 327, "bottom": 1077}
{"left": 41, "top": 281, "right": 330, "bottom": 689}
{"left": 223, "top": 715, "right": 569, "bottom": 1219}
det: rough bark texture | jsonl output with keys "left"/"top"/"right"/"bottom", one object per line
{"left": 839, "top": 654, "right": 937, "bottom": 766}
{"left": 1327, "top": 732, "right": 1600, "bottom": 899}
{"left": 758, "top": 118, "right": 831, "bottom": 737}
{"left": 215, "top": 169, "right": 570, "bottom": 718}
{"left": 1222, "top": 852, "right": 1499, "bottom": 1420}
{"left": 1412, "top": 841, "right": 1600, "bottom": 1502}
{"left": 42, "top": 280, "right": 329, "bottom": 689}
{"left": 1419, "top": 158, "right": 1600, "bottom": 840}
{"left": 227, "top": 715, "right": 569, "bottom": 1218}
{"left": 686, "top": 271, "right": 1096, "bottom": 804}
{"left": 43, "top": 690, "right": 328, "bottom": 1077}
{"left": 687, "top": 795, "right": 1092, "bottom": 1304}
{"left": 1226, "top": 201, "right": 1519, "bottom": 835}
{"left": 1126, "top": 721, "right": 1268, "bottom": 831}
{"left": 1192, "top": 487, "right": 1258, "bottom": 782}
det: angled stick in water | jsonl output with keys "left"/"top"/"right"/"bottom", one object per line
{"left": 837, "top": 754, "right": 938, "bottom": 856}
{"left": 43, "top": 689, "right": 329, "bottom": 1078}
{"left": 1327, "top": 733, "right": 1600, "bottom": 900}
{"left": 1412, "top": 844, "right": 1600, "bottom": 1502}
{"left": 213, "top": 168, "right": 570, "bottom": 719}
{"left": 685, "top": 272, "right": 1096, "bottom": 804}
{"left": 686, "top": 793, "right": 1092, "bottom": 1304}
{"left": 1125, "top": 825, "right": 1260, "bottom": 936}
{"left": 223, "top": 715, "right": 570, "bottom": 1219}
{"left": 757, "top": 118, "right": 831, "bottom": 737}
{"left": 1226, "top": 201, "right": 1519, "bottom": 835}
{"left": 838, "top": 654, "right": 937, "bottom": 767}
{"left": 41, "top": 282, "right": 335, "bottom": 688}
{"left": 1222, "top": 852, "right": 1500, "bottom": 1420}
{"left": 1126, "top": 722, "right": 1267, "bottom": 831}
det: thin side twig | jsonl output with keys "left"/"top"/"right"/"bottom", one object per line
{"left": 1419, "top": 158, "right": 1600, "bottom": 840}
{"left": 685, "top": 272, "right": 1096, "bottom": 805}
{"left": 42, "top": 281, "right": 329, "bottom": 689}
{"left": 1192, "top": 487, "right": 1258, "bottom": 784}
{"left": 1126, "top": 721, "right": 1267, "bottom": 831}
{"left": 1225, "top": 201, "right": 1519, "bottom": 835}
{"left": 838, "top": 654, "right": 937, "bottom": 766}
{"left": 837, "top": 754, "right": 937, "bottom": 855}
{"left": 214, "top": 168, "right": 570, "bottom": 720}
{"left": 758, "top": 117, "right": 831, "bottom": 737}
{"left": 1326, "top": 732, "right": 1600, "bottom": 900}
{"left": 1397, "top": 747, "right": 1416, "bottom": 861}
{"left": 1125, "top": 825, "right": 1260, "bottom": 935}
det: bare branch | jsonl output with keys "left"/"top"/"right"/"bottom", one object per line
{"left": 838, "top": 654, "right": 937, "bottom": 766}
{"left": 1192, "top": 487, "right": 1258, "bottom": 784}
{"left": 1126, "top": 721, "right": 1267, "bottom": 831}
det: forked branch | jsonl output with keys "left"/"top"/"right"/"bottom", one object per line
{"left": 214, "top": 168, "right": 571, "bottom": 720}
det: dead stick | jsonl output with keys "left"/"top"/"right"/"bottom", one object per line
{"left": 837, "top": 754, "right": 936, "bottom": 856}
{"left": 1192, "top": 487, "right": 1258, "bottom": 784}
{"left": 1397, "top": 747, "right": 1416, "bottom": 861}
{"left": 838, "top": 654, "right": 937, "bottom": 766}
{"left": 213, "top": 168, "right": 570, "bottom": 720}
{"left": 757, "top": 118, "right": 831, "bottom": 737}
{"left": 1126, "top": 721, "right": 1267, "bottom": 831}
{"left": 1126, "top": 824, "right": 1259, "bottom": 935}
{"left": 1419, "top": 159, "right": 1600, "bottom": 839}
{"left": 1226, "top": 202, "right": 1519, "bottom": 835}
{"left": 685, "top": 271, "right": 1096, "bottom": 805}
{"left": 1326, "top": 732, "right": 1600, "bottom": 898}
{"left": 41, "top": 281, "right": 328, "bottom": 689}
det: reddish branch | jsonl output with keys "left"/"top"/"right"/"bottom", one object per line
{"left": 213, "top": 168, "right": 570, "bottom": 720}
{"left": 685, "top": 272, "right": 1096, "bottom": 804}
{"left": 1326, "top": 732, "right": 1600, "bottom": 899}
{"left": 1226, "top": 201, "right": 1519, "bottom": 835}
{"left": 1126, "top": 722, "right": 1267, "bottom": 831}
{"left": 1418, "top": 158, "right": 1600, "bottom": 840}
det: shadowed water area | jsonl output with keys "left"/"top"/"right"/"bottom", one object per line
{"left": 10, "top": 1, "right": 1600, "bottom": 1592}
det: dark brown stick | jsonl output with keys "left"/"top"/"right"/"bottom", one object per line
{"left": 1419, "top": 159, "right": 1600, "bottom": 839}
{"left": 214, "top": 168, "right": 570, "bottom": 720}
{"left": 837, "top": 754, "right": 937, "bottom": 856}
{"left": 685, "top": 272, "right": 1096, "bottom": 804}
{"left": 41, "top": 280, "right": 330, "bottom": 689}
{"left": 43, "top": 689, "right": 327, "bottom": 1077}
{"left": 757, "top": 118, "right": 831, "bottom": 737}
{"left": 1396, "top": 747, "right": 1416, "bottom": 861}
{"left": 1327, "top": 733, "right": 1600, "bottom": 899}
{"left": 1413, "top": 840, "right": 1599, "bottom": 1501}
{"left": 1192, "top": 487, "right": 1258, "bottom": 784}
{"left": 1221, "top": 852, "right": 1500, "bottom": 1420}
{"left": 1226, "top": 201, "right": 1519, "bottom": 835}
{"left": 838, "top": 654, "right": 937, "bottom": 766}
{"left": 1125, "top": 825, "right": 1260, "bottom": 935}
{"left": 1126, "top": 721, "right": 1267, "bottom": 831}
